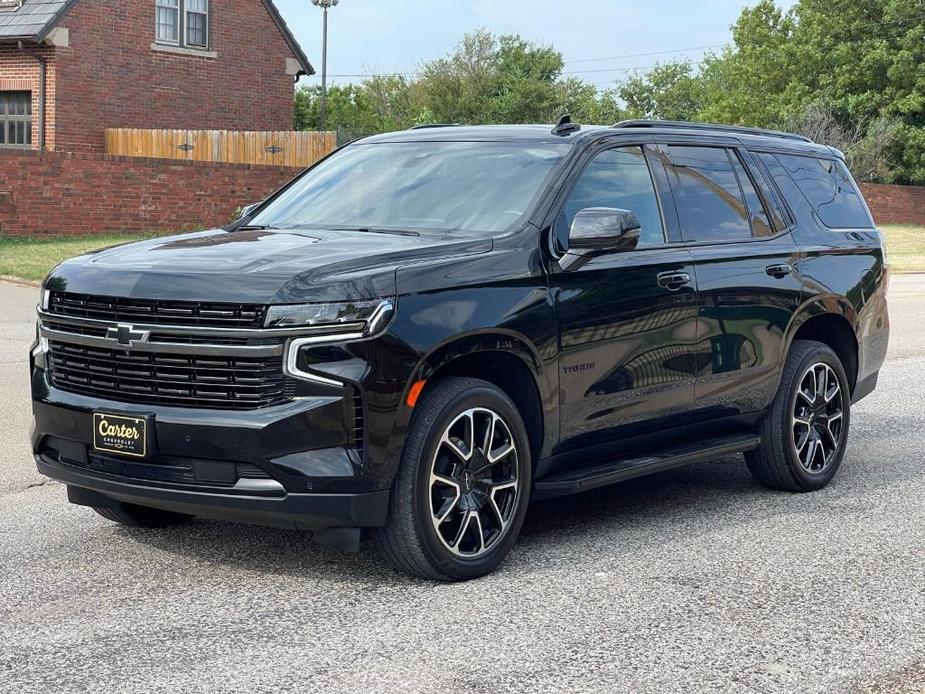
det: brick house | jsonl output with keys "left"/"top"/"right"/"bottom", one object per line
{"left": 0, "top": 0, "right": 313, "bottom": 152}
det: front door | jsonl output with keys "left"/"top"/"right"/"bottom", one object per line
{"left": 550, "top": 144, "right": 700, "bottom": 454}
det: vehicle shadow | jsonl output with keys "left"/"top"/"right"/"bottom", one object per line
{"left": 122, "top": 453, "right": 794, "bottom": 584}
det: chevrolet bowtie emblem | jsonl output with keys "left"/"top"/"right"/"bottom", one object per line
{"left": 106, "top": 324, "right": 150, "bottom": 348}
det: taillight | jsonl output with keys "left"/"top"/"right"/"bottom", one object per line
{"left": 877, "top": 229, "right": 890, "bottom": 294}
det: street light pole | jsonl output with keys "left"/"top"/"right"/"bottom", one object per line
{"left": 311, "top": 0, "right": 339, "bottom": 132}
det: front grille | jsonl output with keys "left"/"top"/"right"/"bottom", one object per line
{"left": 48, "top": 341, "right": 295, "bottom": 410}
{"left": 48, "top": 292, "right": 266, "bottom": 329}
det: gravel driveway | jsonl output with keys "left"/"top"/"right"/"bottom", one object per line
{"left": 1, "top": 277, "right": 922, "bottom": 694}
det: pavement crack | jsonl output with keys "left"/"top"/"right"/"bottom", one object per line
{"left": 0, "top": 479, "right": 58, "bottom": 497}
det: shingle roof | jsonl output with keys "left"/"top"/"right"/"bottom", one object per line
{"left": 0, "top": 0, "right": 73, "bottom": 41}
{"left": 263, "top": 0, "right": 315, "bottom": 76}
{"left": 0, "top": 0, "right": 314, "bottom": 76}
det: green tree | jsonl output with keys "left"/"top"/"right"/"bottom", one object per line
{"left": 692, "top": 0, "right": 925, "bottom": 182}
{"left": 618, "top": 60, "right": 702, "bottom": 121}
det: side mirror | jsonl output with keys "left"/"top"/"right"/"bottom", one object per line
{"left": 560, "top": 207, "right": 641, "bottom": 270}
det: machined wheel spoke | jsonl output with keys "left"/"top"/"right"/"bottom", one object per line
{"left": 798, "top": 387, "right": 815, "bottom": 406}
{"left": 798, "top": 437, "right": 813, "bottom": 467}
{"left": 487, "top": 441, "right": 515, "bottom": 464}
{"left": 431, "top": 472, "right": 459, "bottom": 489}
{"left": 815, "top": 438, "right": 828, "bottom": 467}
{"left": 451, "top": 510, "right": 474, "bottom": 548}
{"left": 434, "top": 494, "right": 460, "bottom": 524}
{"left": 819, "top": 423, "right": 839, "bottom": 450}
{"left": 491, "top": 479, "right": 517, "bottom": 494}
{"left": 482, "top": 414, "right": 496, "bottom": 457}
{"left": 815, "top": 366, "right": 827, "bottom": 404}
{"left": 452, "top": 510, "right": 485, "bottom": 553}
{"left": 470, "top": 511, "right": 485, "bottom": 554}
{"left": 440, "top": 412, "right": 475, "bottom": 463}
{"left": 488, "top": 496, "right": 506, "bottom": 530}
{"left": 800, "top": 440, "right": 812, "bottom": 469}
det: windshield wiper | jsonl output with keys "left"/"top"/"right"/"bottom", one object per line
{"left": 330, "top": 226, "right": 421, "bottom": 237}
{"left": 236, "top": 224, "right": 276, "bottom": 231}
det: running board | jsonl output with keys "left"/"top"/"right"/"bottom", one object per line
{"left": 532, "top": 433, "right": 761, "bottom": 500}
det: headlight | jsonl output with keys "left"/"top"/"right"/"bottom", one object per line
{"left": 266, "top": 298, "right": 395, "bottom": 335}
{"left": 33, "top": 287, "right": 50, "bottom": 358}
{"left": 278, "top": 299, "right": 395, "bottom": 386}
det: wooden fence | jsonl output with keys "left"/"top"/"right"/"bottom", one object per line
{"left": 104, "top": 129, "right": 337, "bottom": 168}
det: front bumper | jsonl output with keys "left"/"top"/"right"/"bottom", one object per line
{"left": 36, "top": 452, "right": 389, "bottom": 529}
{"left": 32, "top": 370, "right": 391, "bottom": 530}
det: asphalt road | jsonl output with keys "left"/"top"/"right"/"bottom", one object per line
{"left": 1, "top": 277, "right": 923, "bottom": 694}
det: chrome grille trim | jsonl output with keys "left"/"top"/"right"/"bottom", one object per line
{"left": 37, "top": 309, "right": 366, "bottom": 340}
{"left": 39, "top": 326, "right": 284, "bottom": 357}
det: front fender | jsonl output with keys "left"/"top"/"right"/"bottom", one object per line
{"left": 378, "top": 282, "right": 558, "bottom": 484}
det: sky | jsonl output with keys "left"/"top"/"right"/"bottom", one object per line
{"left": 273, "top": 0, "right": 790, "bottom": 90}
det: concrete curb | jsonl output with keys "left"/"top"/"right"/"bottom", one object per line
{"left": 0, "top": 276, "right": 40, "bottom": 288}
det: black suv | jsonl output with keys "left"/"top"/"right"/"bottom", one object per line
{"left": 31, "top": 119, "right": 890, "bottom": 580}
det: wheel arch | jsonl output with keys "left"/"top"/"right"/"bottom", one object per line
{"left": 387, "top": 330, "right": 555, "bottom": 477}
{"left": 782, "top": 297, "right": 860, "bottom": 393}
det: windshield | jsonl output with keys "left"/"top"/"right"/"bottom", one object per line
{"left": 250, "top": 141, "right": 568, "bottom": 234}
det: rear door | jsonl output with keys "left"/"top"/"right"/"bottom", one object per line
{"left": 549, "top": 140, "right": 699, "bottom": 452}
{"left": 655, "top": 141, "right": 803, "bottom": 416}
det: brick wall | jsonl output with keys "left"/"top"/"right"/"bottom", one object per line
{"left": 52, "top": 0, "right": 300, "bottom": 152}
{"left": 0, "top": 149, "right": 299, "bottom": 236}
{"left": 0, "top": 44, "right": 56, "bottom": 150}
{"left": 859, "top": 183, "right": 925, "bottom": 226}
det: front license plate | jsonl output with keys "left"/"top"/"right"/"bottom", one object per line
{"left": 92, "top": 413, "right": 148, "bottom": 458}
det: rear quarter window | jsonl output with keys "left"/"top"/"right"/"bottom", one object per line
{"left": 774, "top": 153, "right": 873, "bottom": 229}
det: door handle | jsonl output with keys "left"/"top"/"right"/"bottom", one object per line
{"left": 657, "top": 272, "right": 691, "bottom": 291}
{"left": 766, "top": 264, "right": 792, "bottom": 278}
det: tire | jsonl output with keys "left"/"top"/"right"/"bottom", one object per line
{"left": 93, "top": 503, "right": 194, "bottom": 528}
{"left": 374, "top": 377, "right": 532, "bottom": 581}
{"left": 745, "top": 339, "right": 851, "bottom": 492}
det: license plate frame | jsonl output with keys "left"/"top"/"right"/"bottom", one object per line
{"left": 92, "top": 412, "right": 149, "bottom": 458}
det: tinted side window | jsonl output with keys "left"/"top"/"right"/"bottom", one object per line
{"left": 758, "top": 152, "right": 817, "bottom": 226}
{"left": 557, "top": 146, "right": 666, "bottom": 250}
{"left": 747, "top": 152, "right": 791, "bottom": 231}
{"left": 663, "top": 146, "right": 751, "bottom": 242}
{"left": 775, "top": 154, "right": 873, "bottom": 229}
{"left": 729, "top": 152, "right": 772, "bottom": 237}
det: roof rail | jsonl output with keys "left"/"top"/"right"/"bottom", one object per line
{"left": 611, "top": 119, "right": 813, "bottom": 143}
{"left": 409, "top": 123, "right": 461, "bottom": 130}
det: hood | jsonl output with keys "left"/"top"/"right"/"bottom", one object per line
{"left": 45, "top": 228, "right": 492, "bottom": 304}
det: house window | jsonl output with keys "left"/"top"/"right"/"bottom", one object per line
{"left": 155, "top": 0, "right": 179, "bottom": 43}
{"left": 0, "top": 92, "right": 31, "bottom": 148}
{"left": 186, "top": 0, "right": 208, "bottom": 47}
{"left": 155, "top": 0, "right": 208, "bottom": 48}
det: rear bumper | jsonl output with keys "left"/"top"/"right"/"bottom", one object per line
{"left": 37, "top": 452, "right": 389, "bottom": 529}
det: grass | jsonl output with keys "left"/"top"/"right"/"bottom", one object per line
{"left": 880, "top": 224, "right": 925, "bottom": 274}
{"left": 0, "top": 224, "right": 922, "bottom": 284}
{"left": 0, "top": 233, "right": 161, "bottom": 283}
